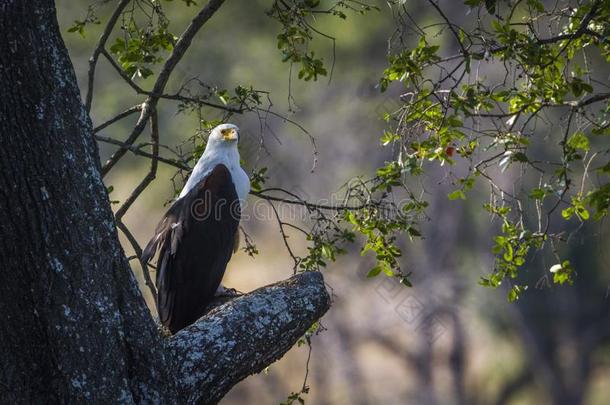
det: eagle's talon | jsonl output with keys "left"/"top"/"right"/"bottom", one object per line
{"left": 215, "top": 285, "right": 242, "bottom": 297}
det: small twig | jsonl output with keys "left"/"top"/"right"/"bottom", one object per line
{"left": 85, "top": 0, "right": 131, "bottom": 112}
{"left": 95, "top": 134, "right": 189, "bottom": 170}
{"left": 101, "top": 49, "right": 147, "bottom": 94}
{"left": 101, "top": 101, "right": 152, "bottom": 177}
{"left": 544, "top": 109, "right": 575, "bottom": 234}
{"left": 151, "top": 0, "right": 226, "bottom": 96}
{"left": 94, "top": 104, "right": 143, "bottom": 133}
{"left": 426, "top": 0, "right": 469, "bottom": 56}
{"left": 149, "top": 92, "right": 245, "bottom": 114}
{"left": 115, "top": 110, "right": 160, "bottom": 220}
{"left": 268, "top": 200, "right": 300, "bottom": 273}
{"left": 116, "top": 220, "right": 158, "bottom": 300}
{"left": 252, "top": 188, "right": 378, "bottom": 211}
{"left": 254, "top": 107, "right": 318, "bottom": 171}
{"left": 301, "top": 339, "right": 312, "bottom": 393}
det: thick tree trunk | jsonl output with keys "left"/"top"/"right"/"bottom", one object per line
{"left": 0, "top": 1, "right": 330, "bottom": 403}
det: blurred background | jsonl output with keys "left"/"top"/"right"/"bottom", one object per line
{"left": 55, "top": 1, "right": 609, "bottom": 403}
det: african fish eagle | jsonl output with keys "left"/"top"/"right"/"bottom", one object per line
{"left": 142, "top": 123, "right": 250, "bottom": 334}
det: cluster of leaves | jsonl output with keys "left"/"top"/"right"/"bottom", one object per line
{"left": 268, "top": 0, "right": 378, "bottom": 81}
{"left": 68, "top": 1, "right": 203, "bottom": 79}
{"left": 377, "top": 0, "right": 609, "bottom": 298}
{"left": 289, "top": 177, "right": 425, "bottom": 286}
{"left": 345, "top": 197, "right": 425, "bottom": 287}
{"left": 108, "top": 1, "right": 176, "bottom": 79}
{"left": 298, "top": 216, "right": 354, "bottom": 272}
{"left": 478, "top": 204, "right": 546, "bottom": 301}
{"left": 280, "top": 388, "right": 309, "bottom": 405}
{"left": 68, "top": 4, "right": 100, "bottom": 37}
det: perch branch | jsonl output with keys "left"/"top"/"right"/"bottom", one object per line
{"left": 169, "top": 271, "right": 330, "bottom": 404}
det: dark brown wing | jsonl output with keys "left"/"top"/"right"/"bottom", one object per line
{"left": 142, "top": 164, "right": 240, "bottom": 333}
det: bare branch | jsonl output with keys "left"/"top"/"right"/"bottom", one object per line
{"left": 252, "top": 188, "right": 378, "bottom": 211}
{"left": 169, "top": 271, "right": 330, "bottom": 404}
{"left": 95, "top": 134, "right": 190, "bottom": 170}
{"left": 575, "top": 92, "right": 610, "bottom": 108}
{"left": 101, "top": 49, "right": 147, "bottom": 94}
{"left": 101, "top": 100, "right": 152, "bottom": 176}
{"left": 85, "top": 0, "right": 131, "bottom": 112}
{"left": 94, "top": 104, "right": 143, "bottom": 134}
{"left": 431, "top": 1, "right": 603, "bottom": 68}
{"left": 268, "top": 199, "right": 300, "bottom": 272}
{"left": 111, "top": 110, "right": 162, "bottom": 300}
{"left": 150, "top": 92, "right": 245, "bottom": 114}
{"left": 115, "top": 110, "right": 160, "bottom": 220}
{"left": 426, "top": 0, "right": 468, "bottom": 56}
{"left": 116, "top": 220, "right": 158, "bottom": 301}
{"left": 151, "top": 0, "right": 226, "bottom": 96}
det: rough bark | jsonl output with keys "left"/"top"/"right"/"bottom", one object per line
{"left": 170, "top": 272, "right": 330, "bottom": 404}
{"left": 0, "top": 1, "right": 330, "bottom": 403}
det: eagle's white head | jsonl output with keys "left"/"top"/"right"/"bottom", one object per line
{"left": 206, "top": 123, "right": 240, "bottom": 149}
{"left": 178, "top": 123, "right": 249, "bottom": 200}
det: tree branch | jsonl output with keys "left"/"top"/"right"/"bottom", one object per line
{"left": 101, "top": 100, "right": 152, "bottom": 176}
{"left": 432, "top": 1, "right": 603, "bottom": 67}
{"left": 116, "top": 220, "right": 158, "bottom": 301}
{"left": 94, "top": 104, "right": 143, "bottom": 133}
{"left": 85, "top": 0, "right": 131, "bottom": 112}
{"left": 169, "top": 271, "right": 330, "bottom": 404}
{"left": 95, "top": 134, "right": 190, "bottom": 170}
{"left": 152, "top": 0, "right": 226, "bottom": 96}
{"left": 101, "top": 48, "right": 147, "bottom": 94}
{"left": 115, "top": 110, "right": 160, "bottom": 220}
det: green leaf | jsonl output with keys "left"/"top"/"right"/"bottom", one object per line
{"left": 529, "top": 188, "right": 545, "bottom": 200}
{"left": 562, "top": 207, "right": 575, "bottom": 220}
{"left": 321, "top": 245, "right": 333, "bottom": 259}
{"left": 511, "top": 152, "right": 528, "bottom": 162}
{"left": 448, "top": 189, "right": 466, "bottom": 200}
{"left": 567, "top": 131, "right": 590, "bottom": 152}
{"left": 366, "top": 266, "right": 382, "bottom": 278}
{"left": 399, "top": 277, "right": 413, "bottom": 287}
{"left": 508, "top": 285, "right": 527, "bottom": 302}
{"left": 551, "top": 260, "right": 574, "bottom": 285}
{"left": 575, "top": 205, "right": 590, "bottom": 220}
{"left": 503, "top": 243, "right": 514, "bottom": 262}
{"left": 380, "top": 131, "right": 400, "bottom": 146}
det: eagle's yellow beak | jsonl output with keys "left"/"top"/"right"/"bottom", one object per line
{"left": 221, "top": 128, "right": 238, "bottom": 141}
